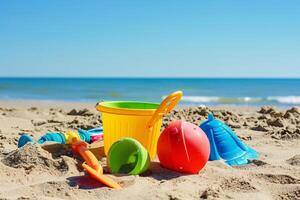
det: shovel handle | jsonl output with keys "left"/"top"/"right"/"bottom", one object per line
{"left": 82, "top": 162, "right": 121, "bottom": 189}
{"left": 148, "top": 91, "right": 183, "bottom": 128}
{"left": 72, "top": 139, "right": 103, "bottom": 174}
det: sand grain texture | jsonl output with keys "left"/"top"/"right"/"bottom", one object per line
{"left": 0, "top": 102, "right": 299, "bottom": 200}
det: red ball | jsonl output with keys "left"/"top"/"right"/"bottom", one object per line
{"left": 157, "top": 120, "right": 210, "bottom": 174}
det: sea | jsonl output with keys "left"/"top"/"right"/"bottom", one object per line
{"left": 0, "top": 78, "right": 300, "bottom": 107}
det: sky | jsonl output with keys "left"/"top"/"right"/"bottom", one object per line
{"left": 0, "top": 0, "right": 299, "bottom": 78}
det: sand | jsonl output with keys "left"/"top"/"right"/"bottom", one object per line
{"left": 0, "top": 100, "right": 299, "bottom": 200}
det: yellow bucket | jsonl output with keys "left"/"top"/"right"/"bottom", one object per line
{"left": 96, "top": 91, "right": 182, "bottom": 160}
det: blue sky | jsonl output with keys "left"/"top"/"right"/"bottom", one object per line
{"left": 0, "top": 0, "right": 299, "bottom": 77}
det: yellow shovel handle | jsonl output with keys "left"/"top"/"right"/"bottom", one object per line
{"left": 148, "top": 91, "right": 183, "bottom": 128}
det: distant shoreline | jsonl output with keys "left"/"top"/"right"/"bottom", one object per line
{"left": 1, "top": 78, "right": 300, "bottom": 107}
{"left": 0, "top": 99, "right": 273, "bottom": 111}
{"left": 1, "top": 77, "right": 300, "bottom": 79}
{"left": 0, "top": 99, "right": 97, "bottom": 110}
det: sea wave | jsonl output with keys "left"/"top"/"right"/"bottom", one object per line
{"left": 166, "top": 95, "right": 300, "bottom": 105}
{"left": 180, "top": 96, "right": 264, "bottom": 104}
{"left": 267, "top": 96, "right": 300, "bottom": 104}
{"left": 181, "top": 96, "right": 220, "bottom": 103}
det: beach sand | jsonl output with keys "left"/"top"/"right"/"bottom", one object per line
{"left": 0, "top": 100, "right": 299, "bottom": 200}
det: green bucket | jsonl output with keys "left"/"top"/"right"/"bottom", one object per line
{"left": 108, "top": 138, "right": 150, "bottom": 175}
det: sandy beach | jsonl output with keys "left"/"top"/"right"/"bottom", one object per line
{"left": 1, "top": 0, "right": 300, "bottom": 199}
{"left": 0, "top": 100, "right": 299, "bottom": 200}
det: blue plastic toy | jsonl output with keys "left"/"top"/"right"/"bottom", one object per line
{"left": 17, "top": 127, "right": 103, "bottom": 148}
{"left": 38, "top": 132, "right": 66, "bottom": 144}
{"left": 79, "top": 127, "right": 104, "bottom": 142}
{"left": 200, "top": 113, "right": 258, "bottom": 166}
{"left": 18, "top": 134, "right": 35, "bottom": 148}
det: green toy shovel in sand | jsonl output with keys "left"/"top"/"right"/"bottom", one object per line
{"left": 108, "top": 138, "right": 150, "bottom": 175}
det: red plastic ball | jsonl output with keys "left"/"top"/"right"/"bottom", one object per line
{"left": 157, "top": 120, "right": 210, "bottom": 174}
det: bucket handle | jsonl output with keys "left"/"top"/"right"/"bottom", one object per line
{"left": 147, "top": 91, "right": 183, "bottom": 128}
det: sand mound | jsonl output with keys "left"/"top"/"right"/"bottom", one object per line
{"left": 254, "top": 107, "right": 300, "bottom": 140}
{"left": 1, "top": 143, "right": 68, "bottom": 174}
{"left": 279, "top": 189, "right": 300, "bottom": 200}
{"left": 268, "top": 127, "right": 300, "bottom": 140}
{"left": 163, "top": 106, "right": 240, "bottom": 128}
{"left": 67, "top": 108, "right": 94, "bottom": 116}
{"left": 163, "top": 106, "right": 209, "bottom": 127}
{"left": 258, "top": 174, "right": 300, "bottom": 184}
{"left": 220, "top": 177, "right": 256, "bottom": 192}
{"left": 286, "top": 155, "right": 300, "bottom": 167}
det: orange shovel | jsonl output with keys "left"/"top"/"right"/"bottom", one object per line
{"left": 72, "top": 139, "right": 121, "bottom": 189}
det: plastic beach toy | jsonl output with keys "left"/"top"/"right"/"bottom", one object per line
{"left": 96, "top": 91, "right": 183, "bottom": 160}
{"left": 64, "top": 131, "right": 87, "bottom": 144}
{"left": 17, "top": 127, "right": 103, "bottom": 148}
{"left": 108, "top": 138, "right": 150, "bottom": 175}
{"left": 18, "top": 132, "right": 65, "bottom": 148}
{"left": 18, "top": 134, "right": 34, "bottom": 148}
{"left": 65, "top": 128, "right": 104, "bottom": 144}
{"left": 83, "top": 127, "right": 104, "bottom": 142}
{"left": 200, "top": 113, "right": 258, "bottom": 166}
{"left": 72, "top": 139, "right": 121, "bottom": 189}
{"left": 157, "top": 120, "right": 210, "bottom": 174}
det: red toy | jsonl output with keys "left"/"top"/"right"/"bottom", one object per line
{"left": 157, "top": 120, "right": 210, "bottom": 174}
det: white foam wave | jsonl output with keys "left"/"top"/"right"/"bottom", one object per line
{"left": 267, "top": 96, "right": 300, "bottom": 104}
{"left": 181, "top": 96, "right": 220, "bottom": 103}
{"left": 162, "top": 95, "right": 300, "bottom": 105}
{"left": 180, "top": 96, "right": 263, "bottom": 104}
{"left": 236, "top": 97, "right": 263, "bottom": 103}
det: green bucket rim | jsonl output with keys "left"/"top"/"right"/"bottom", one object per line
{"left": 96, "top": 101, "right": 160, "bottom": 116}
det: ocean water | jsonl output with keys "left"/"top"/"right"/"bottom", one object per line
{"left": 0, "top": 78, "right": 300, "bottom": 107}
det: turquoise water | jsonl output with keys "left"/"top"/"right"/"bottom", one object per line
{"left": 0, "top": 78, "right": 300, "bottom": 106}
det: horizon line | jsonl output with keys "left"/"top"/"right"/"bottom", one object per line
{"left": 0, "top": 76, "right": 300, "bottom": 79}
